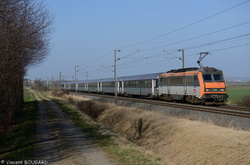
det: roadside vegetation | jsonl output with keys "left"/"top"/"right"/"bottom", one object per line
{"left": 0, "top": 0, "right": 53, "bottom": 129}
{"left": 52, "top": 96, "right": 164, "bottom": 165}
{"left": 0, "top": 89, "right": 37, "bottom": 160}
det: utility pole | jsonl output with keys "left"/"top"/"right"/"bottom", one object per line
{"left": 75, "top": 65, "right": 78, "bottom": 93}
{"left": 85, "top": 71, "right": 88, "bottom": 81}
{"left": 85, "top": 71, "right": 88, "bottom": 91}
{"left": 182, "top": 49, "right": 184, "bottom": 68}
{"left": 114, "top": 49, "right": 121, "bottom": 104}
{"left": 114, "top": 49, "right": 117, "bottom": 104}
{"left": 59, "top": 72, "right": 62, "bottom": 90}
{"left": 178, "top": 49, "right": 185, "bottom": 68}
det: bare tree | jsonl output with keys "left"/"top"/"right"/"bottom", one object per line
{"left": 0, "top": 0, "right": 53, "bottom": 127}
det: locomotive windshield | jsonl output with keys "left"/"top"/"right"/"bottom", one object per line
{"left": 214, "top": 74, "right": 224, "bottom": 81}
{"left": 203, "top": 74, "right": 212, "bottom": 82}
{"left": 203, "top": 74, "right": 224, "bottom": 82}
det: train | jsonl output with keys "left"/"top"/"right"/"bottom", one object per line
{"left": 61, "top": 67, "right": 228, "bottom": 105}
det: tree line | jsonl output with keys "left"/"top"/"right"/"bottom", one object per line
{"left": 0, "top": 0, "right": 53, "bottom": 127}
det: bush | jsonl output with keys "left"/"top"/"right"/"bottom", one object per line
{"left": 64, "top": 95, "right": 107, "bottom": 120}
{"left": 236, "top": 95, "right": 250, "bottom": 107}
{"left": 57, "top": 90, "right": 69, "bottom": 97}
{"left": 77, "top": 100, "right": 107, "bottom": 119}
{"left": 68, "top": 97, "right": 76, "bottom": 105}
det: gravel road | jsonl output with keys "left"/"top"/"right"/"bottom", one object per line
{"left": 33, "top": 92, "right": 117, "bottom": 165}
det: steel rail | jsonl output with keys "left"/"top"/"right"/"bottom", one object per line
{"left": 71, "top": 92, "right": 250, "bottom": 119}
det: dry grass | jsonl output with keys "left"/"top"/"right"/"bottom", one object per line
{"left": 63, "top": 95, "right": 250, "bottom": 165}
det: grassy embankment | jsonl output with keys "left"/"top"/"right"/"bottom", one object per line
{"left": 0, "top": 89, "right": 37, "bottom": 160}
{"left": 55, "top": 94, "right": 250, "bottom": 165}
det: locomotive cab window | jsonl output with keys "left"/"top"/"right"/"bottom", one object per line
{"left": 203, "top": 74, "right": 212, "bottom": 82}
{"left": 203, "top": 74, "right": 224, "bottom": 82}
{"left": 213, "top": 74, "right": 224, "bottom": 82}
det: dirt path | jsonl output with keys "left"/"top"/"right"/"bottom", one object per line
{"left": 33, "top": 92, "right": 117, "bottom": 165}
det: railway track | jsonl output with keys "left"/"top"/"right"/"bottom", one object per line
{"left": 71, "top": 92, "right": 250, "bottom": 119}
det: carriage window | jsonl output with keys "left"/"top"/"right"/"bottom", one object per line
{"left": 203, "top": 74, "right": 212, "bottom": 82}
{"left": 136, "top": 81, "right": 139, "bottom": 87}
{"left": 144, "top": 80, "right": 151, "bottom": 88}
{"left": 132, "top": 81, "right": 135, "bottom": 87}
{"left": 141, "top": 80, "right": 145, "bottom": 87}
{"left": 213, "top": 74, "right": 224, "bottom": 82}
{"left": 149, "top": 80, "right": 152, "bottom": 87}
{"left": 78, "top": 84, "right": 85, "bottom": 88}
{"left": 103, "top": 82, "right": 115, "bottom": 87}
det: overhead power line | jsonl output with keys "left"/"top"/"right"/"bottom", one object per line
{"left": 116, "top": 42, "right": 250, "bottom": 72}
{"left": 81, "top": 50, "right": 113, "bottom": 66}
{"left": 184, "top": 33, "right": 250, "bottom": 51}
{"left": 120, "top": 0, "right": 250, "bottom": 49}
{"left": 142, "top": 20, "right": 250, "bottom": 52}
{"left": 82, "top": 33, "right": 249, "bottom": 76}
{"left": 210, "top": 43, "right": 250, "bottom": 52}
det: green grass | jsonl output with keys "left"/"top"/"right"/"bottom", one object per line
{"left": 227, "top": 88, "right": 250, "bottom": 104}
{"left": 0, "top": 89, "right": 37, "bottom": 160}
{"left": 24, "top": 88, "right": 31, "bottom": 102}
{"left": 52, "top": 98, "right": 164, "bottom": 165}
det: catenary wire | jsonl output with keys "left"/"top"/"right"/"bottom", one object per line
{"left": 119, "top": 0, "right": 250, "bottom": 49}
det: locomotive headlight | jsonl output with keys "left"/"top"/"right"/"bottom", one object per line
{"left": 219, "top": 88, "right": 225, "bottom": 92}
{"left": 205, "top": 88, "right": 211, "bottom": 92}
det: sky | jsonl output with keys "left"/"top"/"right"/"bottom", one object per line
{"left": 26, "top": 0, "right": 250, "bottom": 81}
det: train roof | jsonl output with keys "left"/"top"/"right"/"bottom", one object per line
{"left": 118, "top": 72, "right": 163, "bottom": 81}
{"left": 166, "top": 67, "right": 199, "bottom": 73}
{"left": 62, "top": 72, "right": 163, "bottom": 84}
{"left": 165, "top": 67, "right": 222, "bottom": 73}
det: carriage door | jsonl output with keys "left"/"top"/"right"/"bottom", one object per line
{"left": 118, "top": 81, "right": 122, "bottom": 94}
{"left": 119, "top": 81, "right": 124, "bottom": 94}
{"left": 183, "top": 77, "right": 187, "bottom": 95}
{"left": 152, "top": 79, "right": 156, "bottom": 95}
{"left": 98, "top": 82, "right": 101, "bottom": 93}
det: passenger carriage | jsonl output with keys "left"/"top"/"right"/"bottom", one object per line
{"left": 119, "top": 73, "right": 161, "bottom": 97}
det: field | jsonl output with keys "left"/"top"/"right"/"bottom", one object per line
{"left": 227, "top": 85, "right": 250, "bottom": 105}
